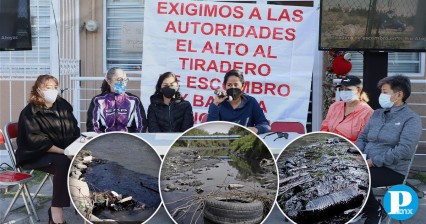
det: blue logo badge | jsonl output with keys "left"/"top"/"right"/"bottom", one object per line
{"left": 383, "top": 184, "right": 418, "bottom": 220}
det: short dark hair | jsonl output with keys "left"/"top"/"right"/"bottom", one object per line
{"left": 224, "top": 69, "right": 244, "bottom": 85}
{"left": 377, "top": 75, "right": 411, "bottom": 102}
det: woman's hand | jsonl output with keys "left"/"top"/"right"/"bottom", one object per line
{"left": 248, "top": 127, "right": 258, "bottom": 134}
{"left": 47, "top": 145, "right": 65, "bottom": 154}
{"left": 366, "top": 159, "right": 374, "bottom": 167}
{"left": 213, "top": 89, "right": 228, "bottom": 106}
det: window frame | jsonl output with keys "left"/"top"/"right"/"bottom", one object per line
{"left": 103, "top": 0, "right": 144, "bottom": 75}
{"left": 349, "top": 52, "right": 425, "bottom": 78}
{"left": 0, "top": 0, "right": 56, "bottom": 77}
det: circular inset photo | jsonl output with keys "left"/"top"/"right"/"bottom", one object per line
{"left": 276, "top": 132, "right": 370, "bottom": 224}
{"left": 160, "top": 122, "right": 278, "bottom": 224}
{"left": 68, "top": 132, "right": 162, "bottom": 223}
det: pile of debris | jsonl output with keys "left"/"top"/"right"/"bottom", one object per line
{"left": 69, "top": 150, "right": 148, "bottom": 221}
{"left": 277, "top": 138, "right": 369, "bottom": 223}
{"left": 92, "top": 191, "right": 146, "bottom": 212}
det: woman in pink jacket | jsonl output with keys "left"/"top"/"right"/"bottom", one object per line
{"left": 321, "top": 75, "right": 373, "bottom": 143}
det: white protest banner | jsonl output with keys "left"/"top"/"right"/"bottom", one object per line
{"left": 142, "top": 0, "right": 317, "bottom": 125}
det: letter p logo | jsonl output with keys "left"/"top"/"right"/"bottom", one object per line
{"left": 388, "top": 191, "right": 411, "bottom": 214}
{"left": 384, "top": 185, "right": 418, "bottom": 220}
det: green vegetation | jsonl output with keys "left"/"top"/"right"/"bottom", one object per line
{"left": 175, "top": 140, "right": 229, "bottom": 148}
{"left": 175, "top": 128, "right": 230, "bottom": 147}
{"left": 229, "top": 155, "right": 259, "bottom": 177}
{"left": 412, "top": 172, "right": 426, "bottom": 184}
{"left": 228, "top": 126, "right": 249, "bottom": 136}
{"left": 230, "top": 134, "right": 256, "bottom": 153}
{"left": 183, "top": 128, "right": 210, "bottom": 136}
{"left": 175, "top": 126, "right": 270, "bottom": 159}
{"left": 230, "top": 134, "right": 270, "bottom": 159}
{"left": 29, "top": 170, "right": 48, "bottom": 186}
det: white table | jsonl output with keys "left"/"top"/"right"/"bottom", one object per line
{"left": 65, "top": 132, "right": 301, "bottom": 157}
{"left": 64, "top": 132, "right": 180, "bottom": 156}
{"left": 258, "top": 132, "right": 301, "bottom": 155}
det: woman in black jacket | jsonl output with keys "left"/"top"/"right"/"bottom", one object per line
{"left": 16, "top": 74, "right": 80, "bottom": 224}
{"left": 147, "top": 72, "right": 194, "bottom": 132}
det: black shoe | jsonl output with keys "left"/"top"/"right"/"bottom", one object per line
{"left": 364, "top": 206, "right": 387, "bottom": 224}
{"left": 48, "top": 207, "right": 67, "bottom": 224}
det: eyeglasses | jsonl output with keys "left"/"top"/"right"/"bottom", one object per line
{"left": 263, "top": 132, "right": 289, "bottom": 141}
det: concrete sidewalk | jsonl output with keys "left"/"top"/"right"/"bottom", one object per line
{"left": 1, "top": 177, "right": 425, "bottom": 223}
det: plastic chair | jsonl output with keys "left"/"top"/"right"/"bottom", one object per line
{"left": 0, "top": 129, "right": 39, "bottom": 223}
{"left": 4, "top": 122, "right": 51, "bottom": 202}
{"left": 270, "top": 121, "right": 306, "bottom": 134}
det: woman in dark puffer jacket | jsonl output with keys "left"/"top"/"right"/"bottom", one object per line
{"left": 147, "top": 72, "right": 194, "bottom": 132}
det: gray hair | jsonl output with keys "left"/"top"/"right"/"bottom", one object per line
{"left": 101, "top": 67, "right": 125, "bottom": 93}
{"left": 377, "top": 75, "right": 411, "bottom": 103}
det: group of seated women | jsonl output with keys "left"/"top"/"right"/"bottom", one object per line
{"left": 14, "top": 68, "right": 270, "bottom": 223}
{"left": 14, "top": 69, "right": 421, "bottom": 224}
{"left": 85, "top": 68, "right": 270, "bottom": 134}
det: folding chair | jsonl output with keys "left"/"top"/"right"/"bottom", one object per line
{"left": 0, "top": 129, "right": 39, "bottom": 223}
{"left": 4, "top": 122, "right": 51, "bottom": 202}
{"left": 378, "top": 145, "right": 418, "bottom": 224}
{"left": 270, "top": 121, "right": 306, "bottom": 134}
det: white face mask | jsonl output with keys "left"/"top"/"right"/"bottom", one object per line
{"left": 42, "top": 89, "right": 58, "bottom": 104}
{"left": 379, "top": 93, "right": 395, "bottom": 109}
{"left": 340, "top": 90, "right": 358, "bottom": 102}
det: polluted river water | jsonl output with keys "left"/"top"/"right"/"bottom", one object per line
{"left": 161, "top": 147, "right": 277, "bottom": 224}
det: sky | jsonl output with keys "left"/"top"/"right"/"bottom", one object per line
{"left": 197, "top": 122, "right": 235, "bottom": 134}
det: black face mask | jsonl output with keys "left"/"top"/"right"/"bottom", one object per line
{"left": 226, "top": 88, "right": 242, "bottom": 100}
{"left": 161, "top": 86, "right": 177, "bottom": 99}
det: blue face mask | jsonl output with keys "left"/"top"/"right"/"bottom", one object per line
{"left": 114, "top": 81, "right": 127, "bottom": 94}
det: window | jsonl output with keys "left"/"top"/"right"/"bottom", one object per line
{"left": 105, "top": 0, "right": 144, "bottom": 72}
{"left": 0, "top": 0, "right": 50, "bottom": 75}
{"left": 350, "top": 52, "right": 424, "bottom": 77}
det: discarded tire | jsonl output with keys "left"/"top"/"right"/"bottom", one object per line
{"left": 203, "top": 197, "right": 264, "bottom": 224}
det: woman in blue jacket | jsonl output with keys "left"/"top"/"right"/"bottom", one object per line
{"left": 147, "top": 72, "right": 194, "bottom": 132}
{"left": 207, "top": 69, "right": 270, "bottom": 134}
